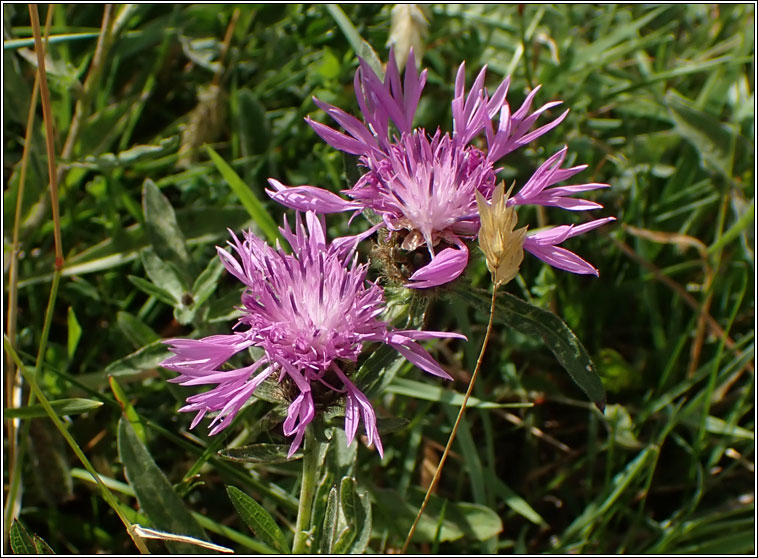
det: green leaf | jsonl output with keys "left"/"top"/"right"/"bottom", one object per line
{"left": 373, "top": 487, "right": 502, "bottom": 543}
{"left": 117, "top": 311, "right": 160, "bottom": 348}
{"left": 191, "top": 255, "right": 225, "bottom": 309}
{"left": 142, "top": 178, "right": 192, "bottom": 273}
{"left": 9, "top": 517, "right": 35, "bottom": 554}
{"left": 235, "top": 89, "right": 271, "bottom": 155}
{"left": 353, "top": 344, "right": 409, "bottom": 399}
{"left": 117, "top": 418, "right": 211, "bottom": 554}
{"left": 679, "top": 413, "right": 755, "bottom": 440}
{"left": 672, "top": 530, "right": 755, "bottom": 555}
{"left": 708, "top": 199, "right": 755, "bottom": 256}
{"left": 206, "top": 145, "right": 280, "bottom": 244}
{"left": 9, "top": 519, "right": 55, "bottom": 554}
{"left": 5, "top": 398, "right": 103, "bottom": 419}
{"left": 559, "top": 446, "right": 658, "bottom": 546}
{"left": 141, "top": 248, "right": 189, "bottom": 302}
{"left": 387, "top": 377, "right": 532, "bottom": 409}
{"left": 451, "top": 286, "right": 606, "bottom": 411}
{"left": 109, "top": 376, "right": 146, "bottom": 443}
{"left": 605, "top": 404, "right": 644, "bottom": 449}
{"left": 319, "top": 486, "right": 339, "bottom": 554}
{"left": 218, "top": 443, "right": 302, "bottom": 464}
{"left": 333, "top": 477, "right": 372, "bottom": 554}
{"left": 491, "top": 477, "right": 547, "bottom": 526}
{"left": 325, "top": 4, "right": 384, "bottom": 78}
{"left": 66, "top": 306, "right": 82, "bottom": 359}
{"left": 376, "top": 417, "right": 410, "bottom": 434}
{"left": 73, "top": 137, "right": 180, "bottom": 171}
{"left": 226, "top": 485, "right": 290, "bottom": 554}
{"left": 104, "top": 339, "right": 170, "bottom": 376}
{"left": 128, "top": 274, "right": 177, "bottom": 306}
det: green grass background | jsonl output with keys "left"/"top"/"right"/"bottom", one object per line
{"left": 3, "top": 3, "right": 754, "bottom": 554}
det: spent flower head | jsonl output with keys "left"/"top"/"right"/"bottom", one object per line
{"left": 161, "top": 212, "right": 464, "bottom": 457}
{"left": 268, "top": 50, "right": 613, "bottom": 287}
{"left": 476, "top": 182, "right": 528, "bottom": 287}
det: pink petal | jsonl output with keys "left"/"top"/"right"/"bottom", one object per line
{"left": 405, "top": 246, "right": 469, "bottom": 289}
{"left": 306, "top": 118, "right": 371, "bottom": 156}
{"left": 390, "top": 341, "right": 454, "bottom": 380}
{"left": 267, "top": 179, "right": 362, "bottom": 213}
{"left": 524, "top": 241, "right": 599, "bottom": 276}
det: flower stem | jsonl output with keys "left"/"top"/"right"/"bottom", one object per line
{"left": 401, "top": 284, "right": 499, "bottom": 553}
{"left": 292, "top": 428, "right": 324, "bottom": 554}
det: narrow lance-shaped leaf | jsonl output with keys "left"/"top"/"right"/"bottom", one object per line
{"left": 449, "top": 285, "right": 606, "bottom": 411}
{"left": 117, "top": 418, "right": 211, "bottom": 554}
{"left": 338, "top": 477, "right": 372, "bottom": 554}
{"left": 66, "top": 306, "right": 81, "bottom": 359}
{"left": 142, "top": 178, "right": 192, "bottom": 276}
{"left": 110, "top": 376, "right": 146, "bottom": 443}
{"left": 226, "top": 485, "right": 290, "bottom": 554}
{"left": 5, "top": 398, "right": 103, "bottom": 420}
{"left": 318, "top": 486, "right": 339, "bottom": 554}
{"left": 664, "top": 90, "right": 738, "bottom": 180}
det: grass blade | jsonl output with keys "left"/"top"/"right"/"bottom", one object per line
{"left": 4, "top": 398, "right": 103, "bottom": 420}
{"left": 206, "top": 145, "right": 280, "bottom": 244}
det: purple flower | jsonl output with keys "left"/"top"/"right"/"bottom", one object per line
{"left": 161, "top": 212, "right": 464, "bottom": 457}
{"left": 267, "top": 50, "right": 613, "bottom": 286}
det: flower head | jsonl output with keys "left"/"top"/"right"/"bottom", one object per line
{"left": 476, "top": 182, "right": 528, "bottom": 287}
{"left": 268, "top": 50, "right": 613, "bottom": 287}
{"left": 161, "top": 212, "right": 464, "bottom": 457}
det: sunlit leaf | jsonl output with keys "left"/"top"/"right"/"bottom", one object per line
{"left": 5, "top": 398, "right": 103, "bottom": 420}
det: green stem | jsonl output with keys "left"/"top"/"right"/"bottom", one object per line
{"left": 292, "top": 427, "right": 324, "bottom": 554}
{"left": 401, "top": 284, "right": 499, "bottom": 553}
{"left": 4, "top": 268, "right": 61, "bottom": 544}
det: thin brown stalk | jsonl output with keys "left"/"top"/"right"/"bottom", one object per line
{"left": 4, "top": 7, "right": 52, "bottom": 543}
{"left": 5, "top": 70, "right": 40, "bottom": 510}
{"left": 21, "top": 4, "right": 122, "bottom": 235}
{"left": 29, "top": 3, "right": 63, "bottom": 266}
{"left": 401, "top": 285, "right": 499, "bottom": 553}
{"left": 212, "top": 7, "right": 240, "bottom": 87}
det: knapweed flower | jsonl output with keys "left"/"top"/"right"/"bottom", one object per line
{"left": 161, "top": 212, "right": 464, "bottom": 457}
{"left": 268, "top": 50, "right": 613, "bottom": 287}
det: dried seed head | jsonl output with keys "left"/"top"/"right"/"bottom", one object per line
{"left": 387, "top": 4, "right": 429, "bottom": 71}
{"left": 475, "top": 182, "right": 528, "bottom": 287}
